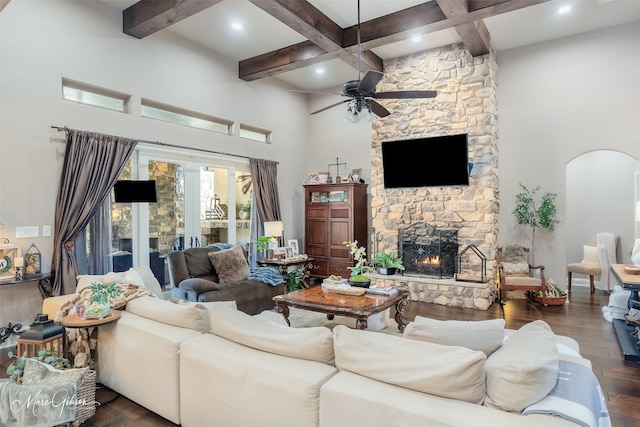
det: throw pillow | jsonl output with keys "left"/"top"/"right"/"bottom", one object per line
{"left": 210, "top": 306, "right": 335, "bottom": 364}
{"left": 75, "top": 274, "right": 105, "bottom": 293}
{"left": 207, "top": 245, "right": 250, "bottom": 283}
{"left": 403, "top": 316, "right": 505, "bottom": 356}
{"left": 582, "top": 245, "right": 599, "bottom": 264}
{"left": 333, "top": 325, "right": 486, "bottom": 404}
{"left": 484, "top": 320, "right": 559, "bottom": 412}
{"left": 22, "top": 358, "right": 89, "bottom": 388}
{"left": 135, "top": 265, "right": 164, "bottom": 298}
{"left": 501, "top": 262, "right": 529, "bottom": 275}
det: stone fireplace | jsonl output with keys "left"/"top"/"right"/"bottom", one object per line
{"left": 368, "top": 43, "right": 499, "bottom": 310}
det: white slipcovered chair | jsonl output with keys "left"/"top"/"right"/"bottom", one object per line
{"left": 567, "top": 234, "right": 619, "bottom": 294}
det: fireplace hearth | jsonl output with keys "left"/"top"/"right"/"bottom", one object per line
{"left": 399, "top": 224, "right": 458, "bottom": 279}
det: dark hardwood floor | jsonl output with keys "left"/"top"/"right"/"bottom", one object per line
{"left": 1, "top": 286, "right": 638, "bottom": 426}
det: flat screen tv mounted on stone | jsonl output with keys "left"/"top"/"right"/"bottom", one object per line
{"left": 114, "top": 180, "right": 157, "bottom": 203}
{"left": 381, "top": 134, "right": 469, "bottom": 188}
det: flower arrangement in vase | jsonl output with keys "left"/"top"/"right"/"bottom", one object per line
{"left": 343, "top": 240, "right": 372, "bottom": 288}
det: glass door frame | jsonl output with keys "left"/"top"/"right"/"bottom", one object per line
{"left": 131, "top": 144, "right": 248, "bottom": 269}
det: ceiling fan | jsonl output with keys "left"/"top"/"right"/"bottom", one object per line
{"left": 310, "top": 0, "right": 437, "bottom": 121}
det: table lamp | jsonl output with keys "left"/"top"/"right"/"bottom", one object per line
{"left": 264, "top": 221, "right": 283, "bottom": 249}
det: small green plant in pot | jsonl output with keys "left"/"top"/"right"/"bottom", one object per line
{"left": 372, "top": 249, "right": 405, "bottom": 275}
{"left": 238, "top": 200, "right": 251, "bottom": 220}
{"left": 85, "top": 281, "right": 121, "bottom": 319}
{"left": 255, "top": 235, "right": 274, "bottom": 260}
{"left": 343, "top": 240, "right": 372, "bottom": 287}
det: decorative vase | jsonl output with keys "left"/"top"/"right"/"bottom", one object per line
{"left": 349, "top": 278, "right": 371, "bottom": 288}
{"left": 239, "top": 210, "right": 250, "bottom": 220}
{"left": 375, "top": 267, "right": 397, "bottom": 276}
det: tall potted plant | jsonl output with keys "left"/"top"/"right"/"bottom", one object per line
{"left": 512, "top": 183, "right": 559, "bottom": 266}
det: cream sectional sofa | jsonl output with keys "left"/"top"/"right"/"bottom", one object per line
{"left": 42, "top": 293, "right": 601, "bottom": 427}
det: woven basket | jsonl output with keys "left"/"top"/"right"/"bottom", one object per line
{"left": 73, "top": 369, "right": 96, "bottom": 425}
{"left": 533, "top": 294, "right": 567, "bottom": 306}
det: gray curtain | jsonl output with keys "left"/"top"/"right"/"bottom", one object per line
{"left": 73, "top": 199, "right": 113, "bottom": 275}
{"left": 51, "top": 130, "right": 137, "bottom": 295}
{"left": 249, "top": 159, "right": 281, "bottom": 264}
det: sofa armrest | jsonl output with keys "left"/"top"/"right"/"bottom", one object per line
{"left": 167, "top": 250, "right": 189, "bottom": 287}
{"left": 42, "top": 294, "right": 75, "bottom": 319}
{"left": 175, "top": 278, "right": 222, "bottom": 302}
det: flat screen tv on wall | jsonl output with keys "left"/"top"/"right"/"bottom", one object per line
{"left": 114, "top": 180, "right": 157, "bottom": 203}
{"left": 381, "top": 134, "right": 469, "bottom": 188}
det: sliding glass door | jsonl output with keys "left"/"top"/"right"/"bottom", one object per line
{"left": 111, "top": 146, "right": 252, "bottom": 286}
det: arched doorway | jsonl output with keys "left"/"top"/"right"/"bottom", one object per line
{"left": 566, "top": 150, "right": 640, "bottom": 288}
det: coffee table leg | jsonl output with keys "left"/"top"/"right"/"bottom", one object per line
{"left": 355, "top": 318, "right": 368, "bottom": 330}
{"left": 275, "top": 303, "right": 291, "bottom": 327}
{"left": 395, "top": 297, "right": 409, "bottom": 332}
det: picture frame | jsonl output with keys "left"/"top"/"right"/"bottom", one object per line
{"left": 348, "top": 168, "right": 362, "bottom": 183}
{"left": 288, "top": 239, "right": 299, "bottom": 255}
{"left": 0, "top": 245, "right": 20, "bottom": 281}
{"left": 285, "top": 247, "right": 295, "bottom": 259}
{"left": 274, "top": 247, "right": 286, "bottom": 259}
{"left": 75, "top": 305, "right": 86, "bottom": 318}
{"left": 307, "top": 171, "right": 330, "bottom": 184}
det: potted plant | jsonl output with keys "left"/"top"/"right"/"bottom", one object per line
{"left": 286, "top": 269, "right": 302, "bottom": 293}
{"left": 343, "top": 240, "right": 372, "bottom": 287}
{"left": 85, "top": 281, "right": 121, "bottom": 319}
{"left": 238, "top": 200, "right": 251, "bottom": 220}
{"left": 512, "top": 183, "right": 559, "bottom": 266}
{"left": 255, "top": 235, "right": 273, "bottom": 260}
{"left": 372, "top": 249, "right": 405, "bottom": 275}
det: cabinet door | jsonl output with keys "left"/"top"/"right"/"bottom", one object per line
{"left": 328, "top": 207, "right": 352, "bottom": 261}
{"left": 305, "top": 206, "right": 327, "bottom": 257}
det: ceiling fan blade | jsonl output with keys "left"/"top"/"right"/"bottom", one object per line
{"left": 310, "top": 99, "right": 350, "bottom": 115}
{"left": 373, "top": 90, "right": 437, "bottom": 99}
{"left": 358, "top": 70, "right": 384, "bottom": 94}
{"left": 367, "top": 99, "right": 390, "bottom": 117}
{"left": 290, "top": 89, "right": 344, "bottom": 96}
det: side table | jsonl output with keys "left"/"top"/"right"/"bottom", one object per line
{"left": 61, "top": 310, "right": 121, "bottom": 368}
{"left": 257, "top": 257, "right": 315, "bottom": 288}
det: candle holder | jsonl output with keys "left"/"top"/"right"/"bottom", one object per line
{"left": 15, "top": 265, "right": 23, "bottom": 281}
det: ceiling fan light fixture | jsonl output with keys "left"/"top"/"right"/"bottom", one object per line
{"left": 361, "top": 107, "right": 375, "bottom": 123}
{"left": 344, "top": 107, "right": 359, "bottom": 123}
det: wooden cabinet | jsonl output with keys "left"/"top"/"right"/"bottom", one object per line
{"left": 304, "top": 183, "right": 368, "bottom": 280}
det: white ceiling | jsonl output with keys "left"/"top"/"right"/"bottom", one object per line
{"left": 102, "top": 0, "right": 640, "bottom": 92}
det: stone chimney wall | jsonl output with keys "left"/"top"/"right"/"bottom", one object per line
{"left": 369, "top": 43, "right": 499, "bottom": 309}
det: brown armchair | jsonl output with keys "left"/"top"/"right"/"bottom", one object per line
{"left": 497, "top": 246, "right": 547, "bottom": 305}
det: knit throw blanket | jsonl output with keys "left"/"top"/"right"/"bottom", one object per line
{"left": 55, "top": 283, "right": 154, "bottom": 368}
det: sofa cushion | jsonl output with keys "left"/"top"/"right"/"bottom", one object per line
{"left": 126, "top": 296, "right": 215, "bottom": 333}
{"left": 403, "top": 316, "right": 505, "bottom": 356}
{"left": 210, "top": 306, "right": 335, "bottom": 364}
{"left": 484, "top": 320, "right": 559, "bottom": 412}
{"left": 208, "top": 246, "right": 251, "bottom": 283}
{"left": 333, "top": 325, "right": 486, "bottom": 404}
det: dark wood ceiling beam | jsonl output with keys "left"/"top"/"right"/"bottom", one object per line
{"left": 436, "top": 0, "right": 490, "bottom": 56}
{"left": 241, "top": 0, "right": 549, "bottom": 81}
{"left": 123, "top": 0, "right": 222, "bottom": 39}
{"left": 238, "top": 41, "right": 330, "bottom": 81}
{"left": 248, "top": 0, "right": 344, "bottom": 52}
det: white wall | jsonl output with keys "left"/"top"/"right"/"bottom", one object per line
{"left": 0, "top": 0, "right": 310, "bottom": 271}
{"left": 497, "top": 22, "right": 640, "bottom": 286}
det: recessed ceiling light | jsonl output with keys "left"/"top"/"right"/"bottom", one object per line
{"left": 231, "top": 22, "right": 242, "bottom": 30}
{"left": 558, "top": 6, "right": 571, "bottom": 14}
{"left": 315, "top": 69, "right": 325, "bottom": 74}
{"left": 411, "top": 36, "right": 422, "bottom": 42}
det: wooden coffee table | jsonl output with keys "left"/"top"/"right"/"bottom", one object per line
{"left": 273, "top": 286, "right": 409, "bottom": 332}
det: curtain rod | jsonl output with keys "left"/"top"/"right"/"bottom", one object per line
{"left": 51, "top": 125, "right": 278, "bottom": 163}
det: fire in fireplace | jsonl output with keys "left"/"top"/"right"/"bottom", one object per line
{"left": 399, "top": 225, "right": 458, "bottom": 279}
